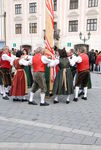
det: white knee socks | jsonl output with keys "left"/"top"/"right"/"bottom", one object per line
{"left": 84, "top": 87, "right": 87, "bottom": 98}
{"left": 40, "top": 93, "right": 45, "bottom": 104}
{"left": 75, "top": 86, "right": 79, "bottom": 98}
{"left": 29, "top": 92, "right": 34, "bottom": 102}
{"left": 0, "top": 85, "right": 3, "bottom": 95}
{"left": 66, "top": 95, "right": 70, "bottom": 101}
{"left": 54, "top": 96, "right": 58, "bottom": 101}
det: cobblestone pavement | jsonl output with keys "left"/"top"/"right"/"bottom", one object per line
{"left": 0, "top": 72, "right": 101, "bottom": 149}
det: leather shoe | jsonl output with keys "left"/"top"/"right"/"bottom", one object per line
{"left": 13, "top": 98, "right": 22, "bottom": 102}
{"left": 22, "top": 99, "right": 28, "bottom": 102}
{"left": 66, "top": 101, "right": 70, "bottom": 104}
{"left": 28, "top": 101, "right": 37, "bottom": 105}
{"left": 40, "top": 102, "right": 49, "bottom": 106}
{"left": 3, "top": 96, "right": 9, "bottom": 100}
{"left": 53, "top": 100, "right": 59, "bottom": 104}
{"left": 73, "top": 98, "right": 78, "bottom": 102}
{"left": 13, "top": 98, "right": 18, "bottom": 101}
{"left": 82, "top": 97, "right": 87, "bottom": 100}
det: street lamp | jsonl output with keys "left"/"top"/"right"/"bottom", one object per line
{"left": 79, "top": 32, "right": 91, "bottom": 44}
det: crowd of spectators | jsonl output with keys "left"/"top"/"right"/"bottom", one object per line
{"left": 88, "top": 49, "right": 101, "bottom": 73}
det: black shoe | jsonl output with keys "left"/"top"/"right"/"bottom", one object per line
{"left": 28, "top": 101, "right": 38, "bottom": 105}
{"left": 73, "top": 98, "right": 78, "bottom": 102}
{"left": 13, "top": 98, "right": 18, "bottom": 101}
{"left": 40, "top": 102, "right": 49, "bottom": 106}
{"left": 22, "top": 99, "right": 28, "bottom": 102}
{"left": 53, "top": 100, "right": 59, "bottom": 104}
{"left": 66, "top": 101, "right": 70, "bottom": 104}
{"left": 3, "top": 96, "right": 9, "bottom": 100}
{"left": 6, "top": 92, "right": 10, "bottom": 96}
{"left": 13, "top": 98, "right": 22, "bottom": 102}
{"left": 78, "top": 91, "right": 84, "bottom": 97}
{"left": 82, "top": 97, "right": 87, "bottom": 100}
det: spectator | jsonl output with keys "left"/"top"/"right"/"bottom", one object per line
{"left": 89, "top": 49, "right": 96, "bottom": 71}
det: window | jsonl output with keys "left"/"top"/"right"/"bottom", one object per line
{"left": 29, "top": 23, "right": 37, "bottom": 33}
{"left": 54, "top": 22, "right": 57, "bottom": 39}
{"left": 54, "top": 0, "right": 57, "bottom": 11}
{"left": 88, "top": 0, "right": 98, "bottom": 7}
{"left": 29, "top": 3, "right": 37, "bottom": 13}
{"left": 15, "top": 4, "right": 22, "bottom": 14}
{"left": 69, "top": 20, "right": 78, "bottom": 32}
{"left": 54, "top": 22, "right": 57, "bottom": 33}
{"left": 15, "top": 24, "right": 22, "bottom": 34}
{"left": 87, "top": 19, "right": 97, "bottom": 31}
{"left": 70, "top": 0, "right": 78, "bottom": 9}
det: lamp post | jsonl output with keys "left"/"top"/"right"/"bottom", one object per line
{"left": 79, "top": 32, "right": 91, "bottom": 44}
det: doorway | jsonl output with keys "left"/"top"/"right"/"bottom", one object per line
{"left": 74, "top": 44, "right": 89, "bottom": 52}
{"left": 21, "top": 45, "right": 32, "bottom": 53}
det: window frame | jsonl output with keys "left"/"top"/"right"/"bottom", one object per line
{"left": 15, "top": 24, "right": 22, "bottom": 34}
{"left": 69, "top": 0, "right": 78, "bottom": 10}
{"left": 87, "top": 18, "right": 97, "bottom": 31}
{"left": 15, "top": 4, "right": 22, "bottom": 14}
{"left": 29, "top": 23, "right": 37, "bottom": 34}
{"left": 53, "top": 0, "right": 57, "bottom": 11}
{"left": 69, "top": 20, "right": 78, "bottom": 32}
{"left": 29, "top": 2, "right": 37, "bottom": 13}
{"left": 88, "top": 0, "right": 98, "bottom": 7}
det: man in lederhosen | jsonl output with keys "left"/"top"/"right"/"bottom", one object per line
{"left": 71, "top": 47, "right": 90, "bottom": 102}
{"left": 1, "top": 46, "right": 15, "bottom": 100}
{"left": 28, "top": 47, "right": 53, "bottom": 106}
{"left": 0, "top": 49, "right": 3, "bottom": 95}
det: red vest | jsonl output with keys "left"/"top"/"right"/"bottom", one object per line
{"left": 1, "top": 52, "right": 12, "bottom": 69}
{"left": 32, "top": 53, "right": 45, "bottom": 72}
{"left": 0, "top": 57, "right": 1, "bottom": 68}
{"left": 77, "top": 53, "right": 89, "bottom": 72}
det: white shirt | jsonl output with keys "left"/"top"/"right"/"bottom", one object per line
{"left": 41, "top": 55, "right": 53, "bottom": 64}
{"left": 68, "top": 55, "right": 82, "bottom": 66}
{"left": 48, "top": 59, "right": 59, "bottom": 67}
{"left": 2, "top": 53, "right": 16, "bottom": 66}
{"left": 19, "top": 58, "right": 31, "bottom": 66}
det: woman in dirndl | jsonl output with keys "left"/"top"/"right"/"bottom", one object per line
{"left": 10, "top": 50, "right": 31, "bottom": 101}
{"left": 49, "top": 48, "right": 74, "bottom": 104}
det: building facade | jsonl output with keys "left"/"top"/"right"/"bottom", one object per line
{"left": 0, "top": 0, "right": 6, "bottom": 49}
{"left": 6, "top": 0, "right": 101, "bottom": 51}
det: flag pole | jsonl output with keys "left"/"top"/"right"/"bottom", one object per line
{"left": 45, "top": 0, "right": 54, "bottom": 95}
